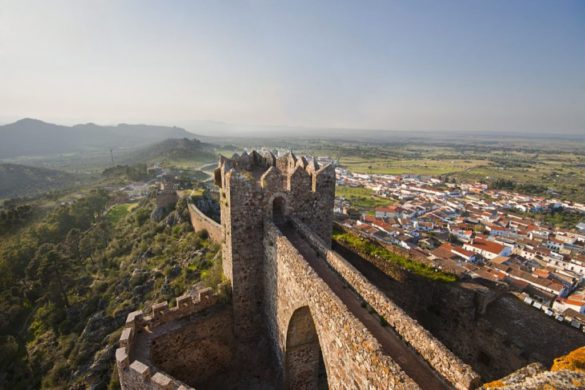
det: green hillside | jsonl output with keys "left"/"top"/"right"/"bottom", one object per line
{"left": 119, "top": 138, "right": 217, "bottom": 165}
{"left": 0, "top": 192, "right": 222, "bottom": 388}
{"left": 0, "top": 163, "right": 85, "bottom": 199}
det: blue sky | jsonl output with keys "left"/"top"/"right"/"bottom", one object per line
{"left": 0, "top": 0, "right": 583, "bottom": 133}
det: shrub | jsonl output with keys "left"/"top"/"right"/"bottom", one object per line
{"left": 332, "top": 227, "right": 457, "bottom": 283}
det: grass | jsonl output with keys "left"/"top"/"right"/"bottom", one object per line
{"left": 341, "top": 157, "right": 487, "bottom": 176}
{"left": 177, "top": 188, "right": 205, "bottom": 198}
{"left": 332, "top": 227, "right": 457, "bottom": 283}
{"left": 106, "top": 203, "right": 138, "bottom": 224}
{"left": 336, "top": 185, "right": 395, "bottom": 212}
{"left": 159, "top": 157, "right": 216, "bottom": 170}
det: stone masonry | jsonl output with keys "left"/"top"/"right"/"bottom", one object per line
{"left": 214, "top": 151, "right": 479, "bottom": 389}
{"left": 214, "top": 151, "right": 335, "bottom": 339}
{"left": 187, "top": 202, "right": 222, "bottom": 243}
{"left": 116, "top": 288, "right": 219, "bottom": 390}
{"left": 118, "top": 151, "right": 484, "bottom": 389}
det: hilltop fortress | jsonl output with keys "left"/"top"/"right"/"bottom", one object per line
{"left": 115, "top": 151, "right": 582, "bottom": 389}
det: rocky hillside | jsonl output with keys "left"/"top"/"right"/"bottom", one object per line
{"left": 0, "top": 192, "right": 221, "bottom": 389}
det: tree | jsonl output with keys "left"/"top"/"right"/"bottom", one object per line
{"left": 27, "top": 244, "right": 72, "bottom": 308}
{"left": 65, "top": 228, "right": 81, "bottom": 261}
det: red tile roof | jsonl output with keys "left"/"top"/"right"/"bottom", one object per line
{"left": 375, "top": 206, "right": 399, "bottom": 213}
{"left": 469, "top": 237, "right": 505, "bottom": 255}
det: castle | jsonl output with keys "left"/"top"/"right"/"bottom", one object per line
{"left": 115, "top": 151, "right": 483, "bottom": 389}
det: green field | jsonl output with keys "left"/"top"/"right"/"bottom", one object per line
{"left": 341, "top": 157, "right": 487, "bottom": 176}
{"left": 336, "top": 185, "right": 395, "bottom": 212}
{"left": 106, "top": 202, "right": 138, "bottom": 224}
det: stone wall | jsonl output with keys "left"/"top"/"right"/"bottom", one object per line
{"left": 263, "top": 220, "right": 420, "bottom": 389}
{"left": 187, "top": 203, "right": 222, "bottom": 243}
{"left": 291, "top": 217, "right": 480, "bottom": 389}
{"left": 333, "top": 236, "right": 585, "bottom": 381}
{"left": 114, "top": 149, "right": 582, "bottom": 389}
{"left": 116, "top": 288, "right": 219, "bottom": 390}
{"left": 150, "top": 307, "right": 234, "bottom": 388}
{"left": 215, "top": 151, "right": 335, "bottom": 340}
{"left": 156, "top": 191, "right": 179, "bottom": 209}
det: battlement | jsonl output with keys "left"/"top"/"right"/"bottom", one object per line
{"left": 117, "top": 288, "right": 218, "bottom": 390}
{"left": 214, "top": 150, "right": 334, "bottom": 192}
{"left": 214, "top": 151, "right": 336, "bottom": 339}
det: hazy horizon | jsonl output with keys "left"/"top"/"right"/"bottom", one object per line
{"left": 3, "top": 117, "right": 585, "bottom": 140}
{"left": 1, "top": 0, "right": 584, "bottom": 134}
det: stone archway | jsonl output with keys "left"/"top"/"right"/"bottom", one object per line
{"left": 284, "top": 306, "right": 328, "bottom": 389}
{"left": 272, "top": 195, "right": 287, "bottom": 225}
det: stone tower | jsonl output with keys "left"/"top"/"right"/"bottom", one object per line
{"left": 214, "top": 151, "right": 335, "bottom": 339}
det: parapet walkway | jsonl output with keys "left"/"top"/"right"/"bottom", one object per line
{"left": 279, "top": 223, "right": 451, "bottom": 390}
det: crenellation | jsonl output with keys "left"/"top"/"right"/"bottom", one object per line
{"left": 129, "top": 360, "right": 151, "bottom": 380}
{"left": 120, "top": 327, "right": 134, "bottom": 348}
{"left": 151, "top": 372, "right": 173, "bottom": 390}
{"left": 176, "top": 294, "right": 192, "bottom": 309}
{"left": 152, "top": 302, "right": 169, "bottom": 319}
{"left": 148, "top": 287, "right": 217, "bottom": 328}
{"left": 117, "top": 288, "right": 220, "bottom": 390}
{"left": 116, "top": 347, "right": 129, "bottom": 370}
{"left": 306, "top": 156, "right": 320, "bottom": 174}
{"left": 125, "top": 310, "right": 144, "bottom": 329}
{"left": 264, "top": 150, "right": 277, "bottom": 167}
{"left": 287, "top": 164, "right": 311, "bottom": 192}
{"left": 198, "top": 288, "right": 214, "bottom": 301}
{"left": 260, "top": 166, "right": 282, "bottom": 191}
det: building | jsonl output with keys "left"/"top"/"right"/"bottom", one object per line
{"left": 464, "top": 237, "right": 512, "bottom": 260}
{"left": 375, "top": 205, "right": 400, "bottom": 218}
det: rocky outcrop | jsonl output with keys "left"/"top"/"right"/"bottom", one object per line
{"left": 481, "top": 347, "right": 585, "bottom": 389}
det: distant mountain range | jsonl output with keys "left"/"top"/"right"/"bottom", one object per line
{"left": 0, "top": 137, "right": 218, "bottom": 199}
{"left": 0, "top": 163, "right": 83, "bottom": 198}
{"left": 0, "top": 118, "right": 194, "bottom": 159}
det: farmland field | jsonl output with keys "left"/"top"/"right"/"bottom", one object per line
{"left": 292, "top": 141, "right": 585, "bottom": 203}
{"left": 336, "top": 185, "right": 396, "bottom": 213}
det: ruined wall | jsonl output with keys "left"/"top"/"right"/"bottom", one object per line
{"left": 156, "top": 191, "right": 179, "bottom": 209}
{"left": 215, "top": 151, "right": 335, "bottom": 340}
{"left": 150, "top": 307, "right": 234, "bottom": 388}
{"left": 116, "top": 288, "right": 220, "bottom": 390}
{"left": 292, "top": 217, "right": 480, "bottom": 389}
{"left": 263, "top": 220, "right": 420, "bottom": 389}
{"left": 187, "top": 203, "right": 222, "bottom": 243}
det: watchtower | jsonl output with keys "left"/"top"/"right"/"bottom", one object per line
{"left": 214, "top": 151, "right": 335, "bottom": 339}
